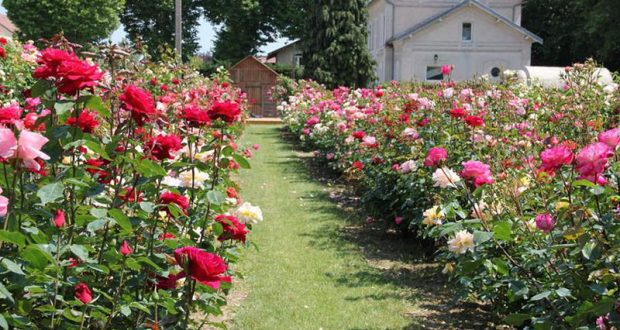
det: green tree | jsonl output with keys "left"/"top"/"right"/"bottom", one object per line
{"left": 301, "top": 0, "right": 376, "bottom": 88}
{"left": 4, "top": 0, "right": 125, "bottom": 44}
{"left": 122, "top": 0, "right": 203, "bottom": 61}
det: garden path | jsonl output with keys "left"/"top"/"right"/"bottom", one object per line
{"left": 225, "top": 125, "right": 494, "bottom": 330}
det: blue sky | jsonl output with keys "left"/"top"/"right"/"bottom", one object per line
{"left": 0, "top": 2, "right": 289, "bottom": 55}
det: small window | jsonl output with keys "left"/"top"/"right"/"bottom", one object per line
{"left": 462, "top": 23, "right": 472, "bottom": 41}
{"left": 491, "top": 67, "right": 501, "bottom": 77}
{"left": 294, "top": 54, "right": 302, "bottom": 67}
{"left": 426, "top": 66, "right": 443, "bottom": 81}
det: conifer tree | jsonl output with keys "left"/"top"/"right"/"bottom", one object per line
{"left": 301, "top": 0, "right": 376, "bottom": 89}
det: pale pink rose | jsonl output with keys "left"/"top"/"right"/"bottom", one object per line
{"left": 362, "top": 136, "right": 378, "bottom": 147}
{"left": 326, "top": 153, "right": 335, "bottom": 160}
{"left": 16, "top": 130, "right": 50, "bottom": 171}
{"left": 575, "top": 142, "right": 613, "bottom": 178}
{"left": 0, "top": 128, "right": 17, "bottom": 158}
{"left": 0, "top": 188, "right": 8, "bottom": 217}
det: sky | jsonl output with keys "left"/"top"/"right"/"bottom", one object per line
{"left": 0, "top": 3, "right": 290, "bottom": 55}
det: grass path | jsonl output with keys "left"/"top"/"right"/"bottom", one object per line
{"left": 231, "top": 125, "right": 422, "bottom": 330}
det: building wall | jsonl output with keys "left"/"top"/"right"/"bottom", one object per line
{"left": 0, "top": 26, "right": 13, "bottom": 38}
{"left": 393, "top": 6, "right": 532, "bottom": 82}
{"left": 275, "top": 44, "right": 302, "bottom": 67}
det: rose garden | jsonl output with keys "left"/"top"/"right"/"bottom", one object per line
{"left": 0, "top": 3, "right": 620, "bottom": 329}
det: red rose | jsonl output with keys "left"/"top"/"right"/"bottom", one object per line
{"left": 174, "top": 247, "right": 231, "bottom": 289}
{"left": 180, "top": 105, "right": 211, "bottom": 127}
{"left": 149, "top": 77, "right": 158, "bottom": 86}
{"left": 226, "top": 187, "right": 238, "bottom": 199}
{"left": 34, "top": 49, "right": 78, "bottom": 80}
{"left": 160, "top": 191, "right": 189, "bottom": 216}
{"left": 0, "top": 47, "right": 5, "bottom": 59}
{"left": 119, "top": 241, "right": 132, "bottom": 256}
{"left": 155, "top": 272, "right": 184, "bottom": 290}
{"left": 74, "top": 283, "right": 93, "bottom": 304}
{"left": 0, "top": 38, "right": 7, "bottom": 45}
{"left": 84, "top": 158, "right": 112, "bottom": 183}
{"left": 53, "top": 210, "right": 66, "bottom": 228}
{"left": 158, "top": 232, "right": 176, "bottom": 240}
{"left": 0, "top": 104, "right": 22, "bottom": 125}
{"left": 352, "top": 131, "right": 366, "bottom": 140}
{"left": 120, "top": 84, "right": 157, "bottom": 126}
{"left": 215, "top": 215, "right": 249, "bottom": 243}
{"left": 55, "top": 58, "right": 103, "bottom": 95}
{"left": 145, "top": 134, "right": 183, "bottom": 161}
{"left": 464, "top": 115, "right": 484, "bottom": 127}
{"left": 352, "top": 161, "right": 363, "bottom": 171}
{"left": 172, "top": 78, "right": 180, "bottom": 85}
{"left": 66, "top": 110, "right": 99, "bottom": 133}
{"left": 208, "top": 101, "right": 241, "bottom": 123}
{"left": 120, "top": 188, "right": 143, "bottom": 203}
{"left": 449, "top": 107, "right": 467, "bottom": 118}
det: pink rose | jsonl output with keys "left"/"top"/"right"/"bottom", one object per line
{"left": 535, "top": 213, "right": 554, "bottom": 233}
{"left": 16, "top": 130, "right": 50, "bottom": 171}
{"left": 0, "top": 128, "right": 17, "bottom": 158}
{"left": 598, "top": 128, "right": 620, "bottom": 148}
{"left": 540, "top": 145, "right": 573, "bottom": 172}
{"left": 575, "top": 142, "right": 613, "bottom": 179}
{"left": 0, "top": 188, "right": 8, "bottom": 217}
{"left": 461, "top": 160, "right": 494, "bottom": 187}
{"left": 424, "top": 147, "right": 448, "bottom": 167}
{"left": 441, "top": 65, "right": 453, "bottom": 76}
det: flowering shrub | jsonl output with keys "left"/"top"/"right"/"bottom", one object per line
{"left": 277, "top": 62, "right": 620, "bottom": 328}
{"left": 0, "top": 38, "right": 263, "bottom": 329}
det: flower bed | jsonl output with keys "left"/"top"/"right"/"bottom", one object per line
{"left": 0, "top": 38, "right": 262, "bottom": 329}
{"left": 277, "top": 63, "right": 620, "bottom": 328}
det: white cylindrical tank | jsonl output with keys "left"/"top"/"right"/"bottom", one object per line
{"left": 516, "top": 66, "right": 614, "bottom": 88}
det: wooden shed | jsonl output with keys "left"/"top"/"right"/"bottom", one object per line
{"left": 229, "top": 56, "right": 279, "bottom": 118}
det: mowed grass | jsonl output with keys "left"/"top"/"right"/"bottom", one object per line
{"left": 232, "top": 125, "right": 418, "bottom": 330}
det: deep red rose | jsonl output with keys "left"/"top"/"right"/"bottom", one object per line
{"left": 352, "top": 161, "right": 363, "bottom": 171}
{"left": 28, "top": 159, "right": 47, "bottom": 176}
{"left": 74, "top": 283, "right": 93, "bottom": 304}
{"left": 84, "top": 158, "right": 112, "bottom": 183}
{"left": 120, "top": 84, "right": 157, "bottom": 126}
{"left": 450, "top": 107, "right": 467, "bottom": 118}
{"left": 172, "top": 78, "right": 180, "bottom": 85}
{"left": 145, "top": 134, "right": 183, "bottom": 161}
{"left": 0, "top": 47, "right": 5, "bottom": 59}
{"left": 66, "top": 110, "right": 99, "bottom": 133}
{"left": 181, "top": 105, "right": 211, "bottom": 127}
{"left": 174, "top": 247, "right": 231, "bottom": 289}
{"left": 158, "top": 232, "right": 176, "bottom": 240}
{"left": 215, "top": 215, "right": 249, "bottom": 243}
{"left": 352, "top": 131, "right": 366, "bottom": 140}
{"left": 208, "top": 101, "right": 241, "bottom": 123}
{"left": 149, "top": 77, "right": 158, "bottom": 86}
{"left": 464, "top": 115, "right": 485, "bottom": 127}
{"left": 226, "top": 187, "right": 238, "bottom": 199}
{"left": 0, "top": 38, "right": 7, "bottom": 45}
{"left": 160, "top": 191, "right": 189, "bottom": 216}
{"left": 155, "top": 272, "right": 185, "bottom": 290}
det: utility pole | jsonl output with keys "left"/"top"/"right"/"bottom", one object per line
{"left": 175, "top": 0, "right": 182, "bottom": 62}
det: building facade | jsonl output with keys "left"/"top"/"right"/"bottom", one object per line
{"left": 367, "top": 0, "right": 542, "bottom": 82}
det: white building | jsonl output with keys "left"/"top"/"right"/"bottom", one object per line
{"left": 368, "top": 0, "right": 542, "bottom": 82}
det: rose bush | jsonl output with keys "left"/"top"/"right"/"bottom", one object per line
{"left": 0, "top": 38, "right": 263, "bottom": 329}
{"left": 277, "top": 62, "right": 620, "bottom": 328}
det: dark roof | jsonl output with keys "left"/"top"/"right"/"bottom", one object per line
{"left": 387, "top": 0, "right": 543, "bottom": 45}
{"left": 266, "top": 40, "right": 300, "bottom": 59}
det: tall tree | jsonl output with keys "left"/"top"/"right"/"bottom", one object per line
{"left": 4, "top": 0, "right": 125, "bottom": 45}
{"left": 522, "top": 0, "right": 620, "bottom": 71}
{"left": 122, "top": 0, "right": 203, "bottom": 61}
{"left": 301, "top": 0, "right": 376, "bottom": 88}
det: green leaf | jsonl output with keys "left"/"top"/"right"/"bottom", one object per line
{"left": 207, "top": 191, "right": 227, "bottom": 205}
{"left": 1, "top": 258, "right": 25, "bottom": 275}
{"left": 530, "top": 290, "right": 551, "bottom": 301}
{"left": 108, "top": 209, "right": 132, "bottom": 233}
{"left": 136, "top": 159, "right": 167, "bottom": 178}
{"left": 137, "top": 256, "right": 162, "bottom": 271}
{"left": 473, "top": 230, "right": 493, "bottom": 244}
{"left": 21, "top": 245, "right": 55, "bottom": 269}
{"left": 120, "top": 305, "right": 131, "bottom": 317}
{"left": 582, "top": 241, "right": 599, "bottom": 260}
{"left": 54, "top": 101, "right": 75, "bottom": 116}
{"left": 87, "top": 219, "right": 109, "bottom": 233}
{"left": 139, "top": 202, "right": 155, "bottom": 213}
{"left": 0, "top": 282, "right": 14, "bottom": 303}
{"left": 572, "top": 179, "right": 596, "bottom": 188}
{"left": 69, "top": 245, "right": 89, "bottom": 261}
{"left": 556, "top": 288, "right": 571, "bottom": 297}
{"left": 493, "top": 221, "right": 512, "bottom": 241}
{"left": 37, "top": 182, "right": 65, "bottom": 206}
{"left": 129, "top": 302, "right": 150, "bottom": 314}
{"left": 0, "top": 314, "right": 7, "bottom": 330}
{"left": 84, "top": 140, "right": 111, "bottom": 161}
{"left": 504, "top": 313, "right": 531, "bottom": 326}
{"left": 0, "top": 230, "right": 26, "bottom": 248}
{"left": 232, "top": 154, "right": 251, "bottom": 169}
{"left": 81, "top": 95, "right": 110, "bottom": 118}
{"left": 31, "top": 80, "right": 52, "bottom": 97}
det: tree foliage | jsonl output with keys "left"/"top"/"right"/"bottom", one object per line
{"left": 301, "top": 0, "right": 376, "bottom": 89}
{"left": 523, "top": 0, "right": 620, "bottom": 71}
{"left": 4, "top": 0, "right": 125, "bottom": 45}
{"left": 122, "top": 0, "right": 203, "bottom": 61}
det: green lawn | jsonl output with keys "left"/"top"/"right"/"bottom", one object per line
{"left": 232, "top": 125, "right": 420, "bottom": 330}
